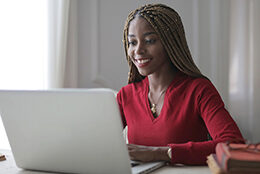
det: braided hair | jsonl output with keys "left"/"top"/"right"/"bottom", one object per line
{"left": 123, "top": 3, "right": 205, "bottom": 84}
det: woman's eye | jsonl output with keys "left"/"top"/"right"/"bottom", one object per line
{"left": 128, "top": 41, "right": 137, "bottom": 46}
{"left": 145, "top": 39, "right": 156, "bottom": 44}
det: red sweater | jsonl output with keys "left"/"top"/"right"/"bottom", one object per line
{"left": 116, "top": 72, "right": 244, "bottom": 165}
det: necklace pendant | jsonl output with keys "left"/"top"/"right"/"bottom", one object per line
{"left": 151, "top": 104, "right": 157, "bottom": 114}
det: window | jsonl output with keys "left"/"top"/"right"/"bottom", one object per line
{"left": 0, "top": 0, "right": 48, "bottom": 149}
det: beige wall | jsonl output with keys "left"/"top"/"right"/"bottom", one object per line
{"left": 76, "top": 0, "right": 230, "bottom": 103}
{"left": 77, "top": 0, "right": 209, "bottom": 90}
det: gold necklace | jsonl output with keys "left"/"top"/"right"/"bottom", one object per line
{"left": 149, "top": 88, "right": 167, "bottom": 116}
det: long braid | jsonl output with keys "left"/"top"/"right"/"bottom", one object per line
{"left": 123, "top": 4, "right": 206, "bottom": 84}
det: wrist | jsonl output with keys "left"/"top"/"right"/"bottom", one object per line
{"left": 155, "top": 147, "right": 171, "bottom": 162}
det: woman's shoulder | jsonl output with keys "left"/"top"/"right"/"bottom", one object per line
{"left": 118, "top": 78, "right": 147, "bottom": 96}
{"left": 186, "top": 76, "right": 220, "bottom": 96}
{"left": 190, "top": 76, "right": 213, "bottom": 88}
{"left": 177, "top": 74, "right": 216, "bottom": 94}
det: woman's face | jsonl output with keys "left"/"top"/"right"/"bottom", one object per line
{"left": 127, "top": 17, "right": 170, "bottom": 76}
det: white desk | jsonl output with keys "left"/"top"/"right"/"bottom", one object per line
{"left": 0, "top": 149, "right": 211, "bottom": 174}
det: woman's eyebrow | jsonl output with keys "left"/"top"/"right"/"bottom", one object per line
{"left": 128, "top": 31, "right": 157, "bottom": 38}
{"left": 128, "top": 34, "right": 135, "bottom": 38}
{"left": 144, "top": 31, "right": 157, "bottom": 36}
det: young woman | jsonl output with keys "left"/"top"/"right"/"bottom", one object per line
{"left": 116, "top": 3, "right": 244, "bottom": 165}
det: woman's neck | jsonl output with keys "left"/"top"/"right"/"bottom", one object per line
{"left": 148, "top": 67, "right": 178, "bottom": 93}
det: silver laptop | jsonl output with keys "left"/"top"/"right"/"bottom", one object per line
{"left": 0, "top": 89, "right": 165, "bottom": 174}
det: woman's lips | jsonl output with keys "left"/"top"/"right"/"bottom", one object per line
{"left": 134, "top": 58, "right": 151, "bottom": 67}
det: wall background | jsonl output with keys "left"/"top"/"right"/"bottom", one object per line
{"left": 69, "top": 0, "right": 259, "bottom": 142}
{"left": 76, "top": 0, "right": 230, "bottom": 101}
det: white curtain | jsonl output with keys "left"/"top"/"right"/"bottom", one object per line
{"left": 193, "top": 0, "right": 259, "bottom": 143}
{"left": 47, "top": 0, "right": 78, "bottom": 88}
{"left": 228, "top": 0, "right": 260, "bottom": 143}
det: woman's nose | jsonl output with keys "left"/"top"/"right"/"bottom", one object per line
{"left": 135, "top": 43, "right": 145, "bottom": 55}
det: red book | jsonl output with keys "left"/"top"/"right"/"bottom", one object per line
{"left": 216, "top": 142, "right": 260, "bottom": 173}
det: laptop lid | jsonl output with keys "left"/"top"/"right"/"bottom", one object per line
{"left": 0, "top": 89, "right": 132, "bottom": 174}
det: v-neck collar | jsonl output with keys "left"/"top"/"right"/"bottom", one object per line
{"left": 143, "top": 71, "right": 185, "bottom": 123}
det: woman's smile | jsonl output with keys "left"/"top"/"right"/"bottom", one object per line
{"left": 134, "top": 58, "right": 152, "bottom": 67}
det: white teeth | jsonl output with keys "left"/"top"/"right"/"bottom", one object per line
{"left": 137, "top": 59, "right": 150, "bottom": 64}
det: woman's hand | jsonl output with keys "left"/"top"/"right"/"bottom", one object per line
{"left": 127, "top": 144, "right": 171, "bottom": 162}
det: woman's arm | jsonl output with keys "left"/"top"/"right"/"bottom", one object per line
{"left": 128, "top": 144, "right": 171, "bottom": 162}
{"left": 116, "top": 89, "right": 127, "bottom": 128}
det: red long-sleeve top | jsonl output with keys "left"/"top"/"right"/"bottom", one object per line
{"left": 116, "top": 72, "right": 244, "bottom": 165}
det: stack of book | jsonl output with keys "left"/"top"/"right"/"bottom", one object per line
{"left": 207, "top": 142, "right": 260, "bottom": 174}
